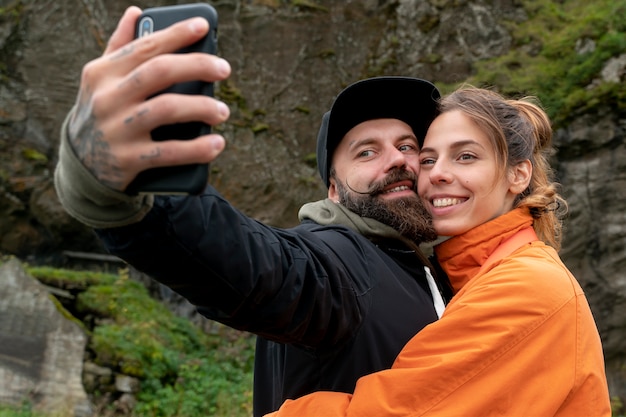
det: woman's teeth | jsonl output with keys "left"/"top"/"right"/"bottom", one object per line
{"left": 433, "top": 198, "right": 463, "bottom": 207}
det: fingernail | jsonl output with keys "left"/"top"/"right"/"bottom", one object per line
{"left": 217, "top": 101, "right": 230, "bottom": 118}
{"left": 216, "top": 58, "right": 231, "bottom": 76}
{"left": 189, "top": 17, "right": 208, "bottom": 33}
{"left": 211, "top": 136, "right": 225, "bottom": 152}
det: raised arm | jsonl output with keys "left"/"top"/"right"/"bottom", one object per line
{"left": 68, "top": 6, "right": 231, "bottom": 191}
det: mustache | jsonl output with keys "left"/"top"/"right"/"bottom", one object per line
{"left": 345, "top": 169, "right": 418, "bottom": 196}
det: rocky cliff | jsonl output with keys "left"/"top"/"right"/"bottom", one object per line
{"left": 0, "top": 0, "right": 624, "bottom": 409}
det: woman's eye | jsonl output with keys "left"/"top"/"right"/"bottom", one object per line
{"left": 420, "top": 157, "right": 435, "bottom": 165}
{"left": 459, "top": 153, "right": 476, "bottom": 161}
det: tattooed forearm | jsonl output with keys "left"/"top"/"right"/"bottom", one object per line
{"left": 68, "top": 91, "right": 125, "bottom": 190}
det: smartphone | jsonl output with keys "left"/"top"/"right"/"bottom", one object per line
{"left": 125, "top": 3, "right": 219, "bottom": 195}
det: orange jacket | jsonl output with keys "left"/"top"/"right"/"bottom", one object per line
{"left": 268, "top": 208, "right": 611, "bottom": 416}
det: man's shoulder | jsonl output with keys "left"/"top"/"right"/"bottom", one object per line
{"left": 294, "top": 220, "right": 419, "bottom": 264}
{"left": 295, "top": 219, "right": 363, "bottom": 242}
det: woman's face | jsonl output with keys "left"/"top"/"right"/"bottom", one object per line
{"left": 418, "top": 110, "right": 524, "bottom": 236}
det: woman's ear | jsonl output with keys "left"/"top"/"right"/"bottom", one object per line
{"left": 509, "top": 159, "right": 532, "bottom": 194}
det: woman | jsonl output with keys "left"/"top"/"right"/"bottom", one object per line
{"left": 267, "top": 87, "right": 611, "bottom": 416}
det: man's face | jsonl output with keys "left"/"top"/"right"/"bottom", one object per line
{"left": 328, "top": 119, "right": 437, "bottom": 243}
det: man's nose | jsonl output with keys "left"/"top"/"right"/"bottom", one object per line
{"left": 384, "top": 148, "right": 408, "bottom": 172}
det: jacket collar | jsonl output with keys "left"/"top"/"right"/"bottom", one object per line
{"left": 298, "top": 198, "right": 404, "bottom": 241}
{"left": 435, "top": 208, "right": 534, "bottom": 293}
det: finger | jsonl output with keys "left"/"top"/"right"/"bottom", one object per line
{"left": 154, "top": 134, "right": 226, "bottom": 167}
{"left": 106, "top": 16, "right": 210, "bottom": 73}
{"left": 114, "top": 53, "right": 231, "bottom": 104}
{"left": 105, "top": 6, "right": 143, "bottom": 54}
{"left": 81, "top": 17, "right": 227, "bottom": 120}
{"left": 122, "top": 134, "right": 226, "bottom": 171}
{"left": 119, "top": 94, "right": 230, "bottom": 135}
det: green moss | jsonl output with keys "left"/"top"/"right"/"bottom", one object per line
{"left": 216, "top": 80, "right": 247, "bottom": 109}
{"left": 21, "top": 148, "right": 47, "bottom": 163}
{"left": 77, "top": 269, "right": 254, "bottom": 415}
{"left": 422, "top": 53, "right": 443, "bottom": 64}
{"left": 290, "top": 0, "right": 329, "bottom": 12}
{"left": 317, "top": 48, "right": 336, "bottom": 59}
{"left": 28, "top": 265, "right": 117, "bottom": 288}
{"left": 217, "top": 81, "right": 272, "bottom": 132}
{"left": 23, "top": 264, "right": 255, "bottom": 416}
{"left": 612, "top": 395, "right": 625, "bottom": 417}
{"left": 302, "top": 152, "right": 317, "bottom": 168}
{"left": 47, "top": 294, "right": 89, "bottom": 333}
{"left": 0, "top": 1, "right": 25, "bottom": 81}
{"left": 0, "top": 401, "right": 65, "bottom": 417}
{"left": 467, "top": 0, "right": 626, "bottom": 127}
{"left": 366, "top": 56, "right": 399, "bottom": 78}
{"left": 297, "top": 175, "right": 321, "bottom": 188}
{"left": 251, "top": 123, "right": 270, "bottom": 133}
{"left": 294, "top": 105, "right": 310, "bottom": 114}
{"left": 253, "top": 0, "right": 281, "bottom": 8}
{"left": 417, "top": 13, "right": 440, "bottom": 33}
{"left": 0, "top": 2, "right": 24, "bottom": 22}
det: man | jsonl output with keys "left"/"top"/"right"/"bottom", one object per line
{"left": 54, "top": 7, "right": 448, "bottom": 416}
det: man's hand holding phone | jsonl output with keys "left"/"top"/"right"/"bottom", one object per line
{"left": 67, "top": 5, "right": 231, "bottom": 195}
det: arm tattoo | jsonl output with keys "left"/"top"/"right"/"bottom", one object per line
{"left": 68, "top": 89, "right": 125, "bottom": 190}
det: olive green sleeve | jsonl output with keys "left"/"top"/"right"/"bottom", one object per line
{"left": 53, "top": 109, "right": 154, "bottom": 229}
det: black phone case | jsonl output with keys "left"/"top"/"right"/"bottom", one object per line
{"left": 125, "top": 3, "right": 218, "bottom": 195}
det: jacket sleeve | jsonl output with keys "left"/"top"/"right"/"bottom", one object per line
{"left": 54, "top": 108, "right": 154, "bottom": 229}
{"left": 56, "top": 106, "right": 378, "bottom": 352}
{"left": 268, "top": 245, "right": 610, "bottom": 416}
{"left": 96, "top": 189, "right": 374, "bottom": 350}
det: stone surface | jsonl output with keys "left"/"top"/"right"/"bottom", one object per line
{"left": 0, "top": 259, "right": 92, "bottom": 417}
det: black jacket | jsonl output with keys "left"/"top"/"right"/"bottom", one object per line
{"left": 96, "top": 187, "right": 442, "bottom": 416}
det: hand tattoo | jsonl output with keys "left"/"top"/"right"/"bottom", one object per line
{"left": 69, "top": 89, "right": 126, "bottom": 190}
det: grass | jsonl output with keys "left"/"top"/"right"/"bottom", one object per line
{"left": 15, "top": 264, "right": 256, "bottom": 417}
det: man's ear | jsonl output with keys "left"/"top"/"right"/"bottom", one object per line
{"left": 328, "top": 179, "right": 339, "bottom": 202}
{"left": 509, "top": 159, "right": 532, "bottom": 194}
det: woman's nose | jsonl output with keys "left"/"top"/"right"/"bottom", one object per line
{"left": 429, "top": 161, "right": 453, "bottom": 184}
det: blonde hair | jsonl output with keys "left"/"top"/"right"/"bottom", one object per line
{"left": 438, "top": 86, "right": 568, "bottom": 250}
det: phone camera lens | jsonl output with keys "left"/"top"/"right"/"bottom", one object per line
{"left": 139, "top": 17, "right": 153, "bottom": 37}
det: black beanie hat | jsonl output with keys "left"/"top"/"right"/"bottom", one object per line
{"left": 316, "top": 76, "right": 440, "bottom": 187}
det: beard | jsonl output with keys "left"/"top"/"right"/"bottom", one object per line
{"left": 334, "top": 169, "right": 438, "bottom": 244}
